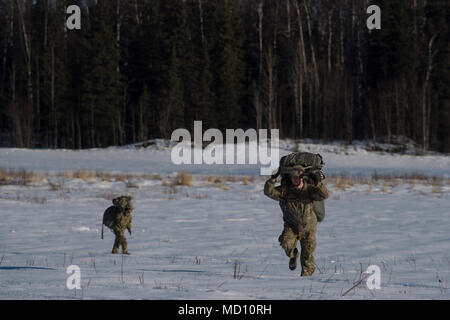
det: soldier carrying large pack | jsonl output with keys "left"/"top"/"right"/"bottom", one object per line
{"left": 264, "top": 152, "right": 329, "bottom": 276}
{"left": 102, "top": 196, "right": 134, "bottom": 254}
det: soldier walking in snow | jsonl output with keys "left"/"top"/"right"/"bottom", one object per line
{"left": 102, "top": 196, "right": 134, "bottom": 254}
{"left": 264, "top": 153, "right": 329, "bottom": 276}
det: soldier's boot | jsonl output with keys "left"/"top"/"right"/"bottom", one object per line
{"left": 300, "top": 265, "right": 315, "bottom": 277}
{"left": 289, "top": 248, "right": 299, "bottom": 271}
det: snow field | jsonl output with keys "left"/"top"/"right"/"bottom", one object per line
{"left": 0, "top": 169, "right": 449, "bottom": 299}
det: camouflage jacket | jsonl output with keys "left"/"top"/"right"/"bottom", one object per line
{"left": 264, "top": 179, "right": 329, "bottom": 234}
{"left": 111, "top": 208, "right": 133, "bottom": 234}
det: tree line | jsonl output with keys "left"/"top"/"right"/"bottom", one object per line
{"left": 0, "top": 0, "right": 448, "bottom": 152}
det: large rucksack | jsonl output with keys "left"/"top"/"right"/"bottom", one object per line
{"left": 279, "top": 152, "right": 324, "bottom": 176}
{"left": 101, "top": 196, "right": 133, "bottom": 239}
{"left": 277, "top": 152, "right": 326, "bottom": 222}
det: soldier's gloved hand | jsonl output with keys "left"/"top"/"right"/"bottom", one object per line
{"left": 267, "top": 176, "right": 277, "bottom": 184}
{"left": 306, "top": 171, "right": 321, "bottom": 186}
{"left": 270, "top": 169, "right": 280, "bottom": 182}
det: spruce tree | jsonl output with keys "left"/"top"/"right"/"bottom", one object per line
{"left": 82, "top": 0, "right": 119, "bottom": 147}
{"left": 184, "top": 0, "right": 216, "bottom": 129}
{"left": 206, "top": 0, "right": 245, "bottom": 130}
{"left": 156, "top": 0, "right": 189, "bottom": 136}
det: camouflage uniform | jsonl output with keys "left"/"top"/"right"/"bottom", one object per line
{"left": 264, "top": 178, "right": 329, "bottom": 276}
{"left": 103, "top": 196, "right": 133, "bottom": 254}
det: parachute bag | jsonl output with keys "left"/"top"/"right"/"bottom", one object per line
{"left": 101, "top": 206, "right": 118, "bottom": 239}
{"left": 312, "top": 200, "right": 325, "bottom": 222}
{"left": 103, "top": 207, "right": 117, "bottom": 229}
{"left": 279, "top": 152, "right": 324, "bottom": 176}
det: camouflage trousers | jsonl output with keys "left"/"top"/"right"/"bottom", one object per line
{"left": 112, "top": 230, "right": 128, "bottom": 254}
{"left": 278, "top": 226, "right": 316, "bottom": 276}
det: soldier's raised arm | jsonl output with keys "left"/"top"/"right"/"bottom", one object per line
{"left": 308, "top": 182, "right": 329, "bottom": 201}
{"left": 264, "top": 178, "right": 282, "bottom": 201}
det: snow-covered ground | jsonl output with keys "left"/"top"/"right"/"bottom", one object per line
{"left": 0, "top": 141, "right": 449, "bottom": 299}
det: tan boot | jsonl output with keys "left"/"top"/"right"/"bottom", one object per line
{"left": 300, "top": 266, "right": 315, "bottom": 276}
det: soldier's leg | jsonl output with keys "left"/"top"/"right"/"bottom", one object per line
{"left": 120, "top": 235, "right": 129, "bottom": 254}
{"left": 112, "top": 230, "right": 121, "bottom": 254}
{"left": 299, "top": 231, "right": 317, "bottom": 276}
{"left": 278, "top": 227, "right": 298, "bottom": 258}
{"left": 278, "top": 227, "right": 299, "bottom": 270}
